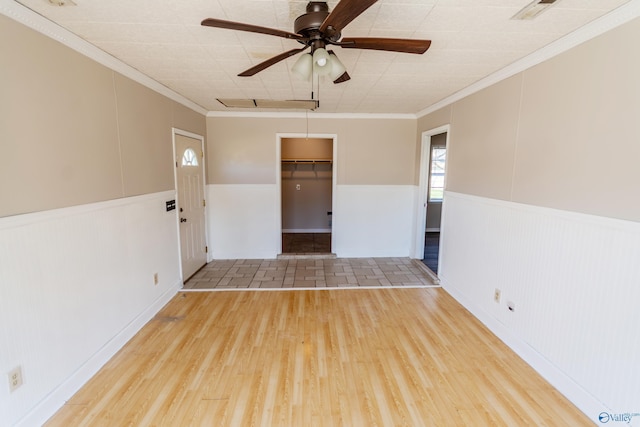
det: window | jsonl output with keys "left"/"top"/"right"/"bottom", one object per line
{"left": 428, "top": 146, "right": 446, "bottom": 202}
{"left": 181, "top": 148, "right": 199, "bottom": 167}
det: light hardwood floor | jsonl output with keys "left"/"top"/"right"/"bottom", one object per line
{"left": 46, "top": 288, "right": 592, "bottom": 426}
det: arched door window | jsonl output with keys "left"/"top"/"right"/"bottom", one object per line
{"left": 181, "top": 148, "right": 199, "bottom": 167}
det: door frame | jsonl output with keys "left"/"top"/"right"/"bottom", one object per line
{"left": 413, "top": 125, "right": 450, "bottom": 262}
{"left": 171, "top": 127, "right": 208, "bottom": 282}
{"left": 276, "top": 133, "right": 338, "bottom": 254}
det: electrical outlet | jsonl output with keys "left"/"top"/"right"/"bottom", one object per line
{"left": 8, "top": 366, "right": 23, "bottom": 392}
{"left": 295, "top": 184, "right": 301, "bottom": 191}
{"left": 493, "top": 288, "right": 501, "bottom": 303}
{"left": 153, "top": 273, "right": 159, "bottom": 285}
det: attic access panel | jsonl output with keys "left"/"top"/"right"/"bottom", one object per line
{"left": 217, "top": 98, "right": 319, "bottom": 110}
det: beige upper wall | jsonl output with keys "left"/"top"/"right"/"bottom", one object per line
{"left": 513, "top": 19, "right": 640, "bottom": 220}
{"left": 207, "top": 116, "right": 416, "bottom": 186}
{"left": 114, "top": 74, "right": 174, "bottom": 197}
{"left": 0, "top": 16, "right": 206, "bottom": 217}
{"left": 448, "top": 74, "right": 522, "bottom": 201}
{"left": 173, "top": 103, "right": 207, "bottom": 137}
{"left": 206, "top": 117, "right": 281, "bottom": 185}
{"left": 417, "top": 17, "right": 640, "bottom": 222}
{"left": 0, "top": 15, "right": 122, "bottom": 216}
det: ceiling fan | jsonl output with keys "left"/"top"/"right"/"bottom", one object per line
{"left": 201, "top": 0, "right": 432, "bottom": 84}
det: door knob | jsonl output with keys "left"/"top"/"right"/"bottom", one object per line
{"left": 180, "top": 217, "right": 187, "bottom": 223}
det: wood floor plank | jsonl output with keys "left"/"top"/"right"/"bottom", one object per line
{"left": 44, "top": 288, "right": 592, "bottom": 426}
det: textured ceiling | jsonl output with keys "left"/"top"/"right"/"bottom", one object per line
{"left": 13, "top": 0, "right": 631, "bottom": 114}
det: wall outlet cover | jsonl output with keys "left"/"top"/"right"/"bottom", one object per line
{"left": 8, "top": 366, "right": 23, "bottom": 392}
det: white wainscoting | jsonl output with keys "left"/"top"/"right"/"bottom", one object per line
{"left": 207, "top": 184, "right": 280, "bottom": 259}
{"left": 440, "top": 191, "right": 640, "bottom": 423}
{"left": 206, "top": 184, "right": 415, "bottom": 259}
{"left": 333, "top": 185, "right": 414, "bottom": 258}
{"left": 0, "top": 191, "right": 181, "bottom": 427}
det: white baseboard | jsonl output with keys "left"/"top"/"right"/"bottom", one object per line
{"left": 282, "top": 229, "right": 331, "bottom": 233}
{"left": 16, "top": 281, "right": 181, "bottom": 427}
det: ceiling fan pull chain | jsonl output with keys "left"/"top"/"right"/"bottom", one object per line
{"left": 311, "top": 68, "right": 315, "bottom": 101}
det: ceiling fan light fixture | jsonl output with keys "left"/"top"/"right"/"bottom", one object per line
{"left": 328, "top": 51, "right": 346, "bottom": 81}
{"left": 292, "top": 53, "right": 313, "bottom": 80}
{"left": 312, "top": 47, "right": 332, "bottom": 75}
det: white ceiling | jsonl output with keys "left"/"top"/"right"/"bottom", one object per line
{"left": 13, "top": 0, "right": 631, "bottom": 114}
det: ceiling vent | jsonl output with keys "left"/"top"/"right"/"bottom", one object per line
{"left": 512, "top": 0, "right": 558, "bottom": 20}
{"left": 217, "top": 99, "right": 319, "bottom": 110}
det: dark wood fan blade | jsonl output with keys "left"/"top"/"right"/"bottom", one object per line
{"left": 340, "top": 37, "right": 431, "bottom": 54}
{"left": 319, "top": 0, "right": 379, "bottom": 34}
{"left": 238, "top": 47, "right": 308, "bottom": 77}
{"left": 201, "top": 18, "right": 305, "bottom": 41}
{"left": 333, "top": 72, "right": 351, "bottom": 84}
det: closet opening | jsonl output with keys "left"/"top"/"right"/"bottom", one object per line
{"left": 280, "top": 137, "right": 334, "bottom": 254}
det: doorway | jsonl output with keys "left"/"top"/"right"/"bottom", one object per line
{"left": 172, "top": 129, "right": 207, "bottom": 282}
{"left": 415, "top": 126, "right": 450, "bottom": 275}
{"left": 279, "top": 136, "right": 335, "bottom": 254}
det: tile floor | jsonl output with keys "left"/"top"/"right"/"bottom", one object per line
{"left": 184, "top": 257, "right": 437, "bottom": 290}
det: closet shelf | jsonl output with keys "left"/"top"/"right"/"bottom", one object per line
{"left": 281, "top": 159, "right": 332, "bottom": 164}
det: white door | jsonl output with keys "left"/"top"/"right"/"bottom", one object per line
{"left": 175, "top": 133, "right": 207, "bottom": 281}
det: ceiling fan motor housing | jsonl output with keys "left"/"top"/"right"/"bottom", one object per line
{"left": 294, "top": 2, "right": 340, "bottom": 43}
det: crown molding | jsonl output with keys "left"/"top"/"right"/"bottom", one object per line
{"left": 416, "top": 0, "right": 640, "bottom": 119}
{"left": 0, "top": 0, "right": 208, "bottom": 116}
